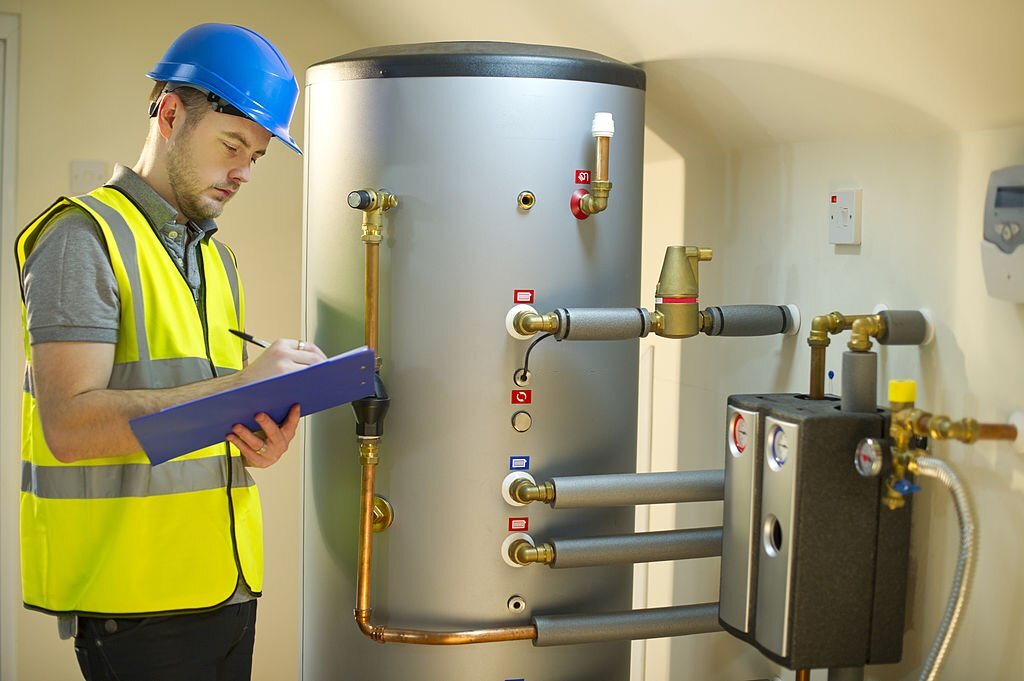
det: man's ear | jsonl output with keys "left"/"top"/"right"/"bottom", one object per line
{"left": 156, "top": 93, "right": 184, "bottom": 141}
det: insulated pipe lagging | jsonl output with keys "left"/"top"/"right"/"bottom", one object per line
{"left": 841, "top": 351, "right": 878, "bottom": 413}
{"left": 550, "top": 470, "right": 724, "bottom": 508}
{"left": 549, "top": 527, "right": 722, "bottom": 568}
{"left": 877, "top": 310, "right": 930, "bottom": 345}
{"left": 913, "top": 457, "right": 976, "bottom": 681}
{"left": 532, "top": 603, "right": 721, "bottom": 647}
{"left": 551, "top": 307, "right": 653, "bottom": 341}
{"left": 701, "top": 304, "right": 800, "bottom": 337}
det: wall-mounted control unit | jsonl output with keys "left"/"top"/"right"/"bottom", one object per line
{"left": 982, "top": 165, "right": 1024, "bottom": 302}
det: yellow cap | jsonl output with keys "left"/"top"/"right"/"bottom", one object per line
{"left": 888, "top": 379, "right": 917, "bottom": 404}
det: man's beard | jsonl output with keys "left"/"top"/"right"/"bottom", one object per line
{"left": 167, "top": 128, "right": 225, "bottom": 221}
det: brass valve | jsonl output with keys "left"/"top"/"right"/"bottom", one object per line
{"left": 881, "top": 380, "right": 1018, "bottom": 510}
{"left": 654, "top": 246, "right": 713, "bottom": 339}
{"left": 348, "top": 188, "right": 398, "bottom": 243}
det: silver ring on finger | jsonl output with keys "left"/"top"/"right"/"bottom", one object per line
{"left": 297, "top": 341, "right": 305, "bottom": 351}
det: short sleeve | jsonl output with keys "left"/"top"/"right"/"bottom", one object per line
{"left": 22, "top": 207, "right": 120, "bottom": 345}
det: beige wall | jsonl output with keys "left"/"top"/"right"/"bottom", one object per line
{"left": 2, "top": 1, "right": 1024, "bottom": 680}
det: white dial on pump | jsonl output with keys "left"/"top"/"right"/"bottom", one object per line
{"left": 767, "top": 425, "right": 789, "bottom": 471}
{"left": 855, "top": 438, "right": 885, "bottom": 478}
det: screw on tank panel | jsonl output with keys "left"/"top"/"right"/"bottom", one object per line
{"left": 517, "top": 191, "right": 536, "bottom": 210}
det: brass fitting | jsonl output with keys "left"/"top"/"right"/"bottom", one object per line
{"left": 348, "top": 188, "right": 398, "bottom": 243}
{"left": 579, "top": 179, "right": 612, "bottom": 216}
{"left": 509, "top": 539, "right": 555, "bottom": 566}
{"left": 654, "top": 246, "right": 713, "bottom": 339}
{"left": 882, "top": 378, "right": 1018, "bottom": 510}
{"left": 510, "top": 478, "right": 555, "bottom": 505}
{"left": 882, "top": 381, "right": 920, "bottom": 510}
{"left": 807, "top": 311, "right": 846, "bottom": 348}
{"left": 372, "top": 495, "right": 394, "bottom": 532}
{"left": 847, "top": 314, "right": 886, "bottom": 353}
{"left": 805, "top": 311, "right": 873, "bottom": 399}
{"left": 513, "top": 310, "right": 560, "bottom": 336}
{"left": 892, "top": 408, "right": 1016, "bottom": 446}
{"left": 358, "top": 439, "right": 381, "bottom": 466}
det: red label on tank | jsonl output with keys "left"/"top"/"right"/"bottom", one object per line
{"left": 512, "top": 390, "right": 532, "bottom": 404}
{"left": 575, "top": 169, "right": 591, "bottom": 184}
{"left": 514, "top": 289, "right": 535, "bottom": 304}
{"left": 508, "top": 517, "right": 529, "bottom": 532}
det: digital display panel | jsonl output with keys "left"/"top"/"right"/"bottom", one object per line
{"left": 995, "top": 186, "right": 1024, "bottom": 208}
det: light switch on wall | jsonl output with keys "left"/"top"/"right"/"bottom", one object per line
{"left": 828, "top": 189, "right": 862, "bottom": 245}
{"left": 69, "top": 160, "right": 108, "bottom": 195}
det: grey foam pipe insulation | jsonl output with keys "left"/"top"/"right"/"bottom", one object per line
{"left": 701, "top": 304, "right": 800, "bottom": 337}
{"left": 550, "top": 469, "right": 724, "bottom": 508}
{"left": 533, "top": 603, "right": 722, "bottom": 646}
{"left": 549, "top": 527, "right": 722, "bottom": 568}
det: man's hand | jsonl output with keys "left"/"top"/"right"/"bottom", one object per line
{"left": 227, "top": 404, "right": 301, "bottom": 468}
{"left": 226, "top": 339, "right": 325, "bottom": 467}
{"left": 239, "top": 338, "right": 327, "bottom": 383}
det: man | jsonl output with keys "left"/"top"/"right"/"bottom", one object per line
{"left": 15, "top": 24, "right": 322, "bottom": 680}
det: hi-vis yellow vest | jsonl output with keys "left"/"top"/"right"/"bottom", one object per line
{"left": 16, "top": 186, "right": 263, "bottom": 616}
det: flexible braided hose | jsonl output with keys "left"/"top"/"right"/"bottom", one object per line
{"left": 913, "top": 457, "right": 976, "bottom": 681}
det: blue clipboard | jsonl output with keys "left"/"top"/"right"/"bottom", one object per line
{"left": 130, "top": 346, "right": 376, "bottom": 465}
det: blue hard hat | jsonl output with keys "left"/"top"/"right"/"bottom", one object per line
{"left": 147, "top": 23, "right": 301, "bottom": 154}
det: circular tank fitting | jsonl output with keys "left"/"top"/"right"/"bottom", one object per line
{"left": 517, "top": 191, "right": 536, "bottom": 211}
{"left": 511, "top": 411, "right": 533, "bottom": 433}
{"left": 372, "top": 495, "right": 394, "bottom": 532}
{"left": 513, "top": 368, "right": 531, "bottom": 387}
{"left": 507, "top": 595, "right": 527, "bottom": 613}
{"left": 506, "top": 304, "right": 538, "bottom": 340}
{"left": 502, "top": 471, "right": 536, "bottom": 507}
{"left": 501, "top": 532, "right": 534, "bottom": 568}
{"left": 570, "top": 188, "right": 591, "bottom": 220}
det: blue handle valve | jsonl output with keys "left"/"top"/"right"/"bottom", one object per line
{"left": 892, "top": 478, "right": 921, "bottom": 496}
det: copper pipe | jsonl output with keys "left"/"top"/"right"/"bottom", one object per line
{"left": 353, "top": 454, "right": 538, "bottom": 645}
{"left": 376, "top": 625, "right": 536, "bottom": 645}
{"left": 356, "top": 456, "right": 377, "bottom": 616}
{"left": 979, "top": 424, "right": 1018, "bottom": 441}
{"left": 809, "top": 344, "right": 826, "bottom": 399}
{"left": 796, "top": 670, "right": 811, "bottom": 681}
{"left": 907, "top": 412, "right": 1019, "bottom": 444}
{"left": 595, "top": 135, "right": 610, "bottom": 182}
{"left": 364, "top": 241, "right": 379, "bottom": 362}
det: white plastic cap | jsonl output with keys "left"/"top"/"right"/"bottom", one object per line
{"left": 592, "top": 112, "right": 615, "bottom": 138}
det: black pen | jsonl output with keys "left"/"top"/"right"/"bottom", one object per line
{"left": 229, "top": 328, "right": 271, "bottom": 348}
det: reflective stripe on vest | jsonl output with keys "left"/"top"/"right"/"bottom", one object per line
{"left": 22, "top": 456, "right": 255, "bottom": 499}
{"left": 16, "top": 187, "right": 261, "bottom": 615}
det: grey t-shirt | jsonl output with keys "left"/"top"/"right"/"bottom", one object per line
{"left": 22, "top": 164, "right": 254, "bottom": 606}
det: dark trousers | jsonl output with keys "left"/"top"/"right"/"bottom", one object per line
{"left": 74, "top": 600, "right": 257, "bottom": 681}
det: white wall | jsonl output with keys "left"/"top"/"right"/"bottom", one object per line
{"left": 2, "top": 1, "right": 1023, "bottom": 680}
